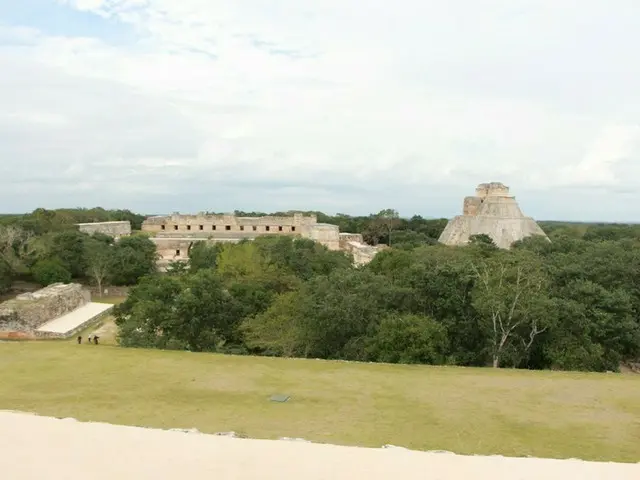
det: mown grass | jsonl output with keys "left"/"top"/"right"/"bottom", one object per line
{"left": 1, "top": 340, "right": 639, "bottom": 462}
{"left": 73, "top": 295, "right": 126, "bottom": 345}
{"left": 93, "top": 296, "right": 127, "bottom": 306}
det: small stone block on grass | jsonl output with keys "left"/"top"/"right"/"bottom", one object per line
{"left": 269, "top": 394, "right": 290, "bottom": 403}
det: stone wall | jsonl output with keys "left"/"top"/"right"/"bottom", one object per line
{"left": 153, "top": 238, "right": 206, "bottom": 267}
{"left": 475, "top": 182, "right": 511, "bottom": 198}
{"left": 306, "top": 224, "right": 340, "bottom": 250}
{"left": 0, "top": 283, "right": 90, "bottom": 333}
{"left": 77, "top": 221, "right": 131, "bottom": 239}
{"left": 463, "top": 196, "right": 483, "bottom": 216}
{"left": 339, "top": 233, "right": 364, "bottom": 249}
{"left": 0, "top": 330, "right": 36, "bottom": 340}
{"left": 142, "top": 212, "right": 317, "bottom": 236}
{"left": 35, "top": 305, "right": 113, "bottom": 339}
{"left": 339, "top": 232, "right": 388, "bottom": 265}
{"left": 342, "top": 241, "right": 388, "bottom": 266}
{"left": 144, "top": 213, "right": 342, "bottom": 257}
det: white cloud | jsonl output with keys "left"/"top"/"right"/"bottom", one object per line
{"left": 555, "top": 125, "right": 640, "bottom": 187}
{"left": 1, "top": 1, "right": 640, "bottom": 220}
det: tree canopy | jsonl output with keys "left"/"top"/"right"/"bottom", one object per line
{"left": 3, "top": 207, "right": 640, "bottom": 373}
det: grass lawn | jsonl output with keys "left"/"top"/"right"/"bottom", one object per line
{"left": 93, "top": 295, "right": 127, "bottom": 305}
{"left": 59, "top": 295, "right": 128, "bottom": 345}
{"left": 1, "top": 341, "right": 639, "bottom": 463}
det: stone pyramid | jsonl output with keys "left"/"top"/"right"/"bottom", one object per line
{"left": 438, "top": 182, "right": 548, "bottom": 249}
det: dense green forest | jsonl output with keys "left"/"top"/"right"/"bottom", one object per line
{"left": 0, "top": 208, "right": 154, "bottom": 293}
{"left": 2, "top": 207, "right": 640, "bottom": 372}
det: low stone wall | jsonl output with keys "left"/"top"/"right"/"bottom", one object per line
{"left": 34, "top": 304, "right": 114, "bottom": 339}
{"left": 0, "top": 331, "right": 35, "bottom": 340}
{"left": 340, "top": 241, "right": 387, "bottom": 266}
{"left": 339, "top": 233, "right": 364, "bottom": 249}
{"left": 0, "top": 305, "right": 114, "bottom": 340}
{"left": 0, "top": 283, "right": 90, "bottom": 333}
{"left": 76, "top": 221, "right": 131, "bottom": 239}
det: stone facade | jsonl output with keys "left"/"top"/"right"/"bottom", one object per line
{"left": 339, "top": 233, "right": 365, "bottom": 246}
{"left": 0, "top": 283, "right": 113, "bottom": 340}
{"left": 338, "top": 233, "right": 387, "bottom": 266}
{"left": 142, "top": 213, "right": 325, "bottom": 239}
{"left": 439, "top": 182, "right": 548, "bottom": 249}
{"left": 35, "top": 302, "right": 114, "bottom": 339}
{"left": 141, "top": 212, "right": 381, "bottom": 268}
{"left": 76, "top": 221, "right": 131, "bottom": 239}
{"left": 0, "top": 283, "right": 90, "bottom": 333}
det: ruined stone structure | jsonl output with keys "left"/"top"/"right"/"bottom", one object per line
{"left": 76, "top": 221, "right": 131, "bottom": 239}
{"left": 438, "top": 182, "right": 548, "bottom": 249}
{"left": 339, "top": 233, "right": 388, "bottom": 266}
{"left": 141, "top": 212, "right": 384, "bottom": 268}
{"left": 0, "top": 283, "right": 112, "bottom": 339}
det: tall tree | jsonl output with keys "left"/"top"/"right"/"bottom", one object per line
{"left": 241, "top": 291, "right": 307, "bottom": 357}
{"left": 188, "top": 242, "right": 221, "bottom": 272}
{"left": 375, "top": 209, "right": 401, "bottom": 247}
{"left": 471, "top": 250, "right": 552, "bottom": 368}
{"left": 0, "top": 225, "right": 33, "bottom": 273}
{"left": 115, "top": 271, "right": 246, "bottom": 352}
{"left": 109, "top": 235, "right": 158, "bottom": 285}
{"left": 114, "top": 275, "right": 185, "bottom": 349}
{"left": 85, "top": 240, "right": 112, "bottom": 297}
{"left": 48, "top": 230, "right": 89, "bottom": 277}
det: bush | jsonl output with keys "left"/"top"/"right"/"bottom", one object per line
{"left": 366, "top": 313, "right": 449, "bottom": 364}
{"left": 32, "top": 258, "right": 72, "bottom": 286}
{"left": 109, "top": 235, "right": 158, "bottom": 285}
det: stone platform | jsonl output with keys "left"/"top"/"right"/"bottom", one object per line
{"left": 0, "top": 411, "right": 638, "bottom": 480}
{"left": 36, "top": 302, "right": 113, "bottom": 338}
{"left": 0, "top": 283, "right": 113, "bottom": 340}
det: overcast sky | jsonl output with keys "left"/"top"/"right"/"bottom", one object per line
{"left": 1, "top": 1, "right": 639, "bottom": 221}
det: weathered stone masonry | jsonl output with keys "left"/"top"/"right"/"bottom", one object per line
{"left": 141, "top": 212, "right": 384, "bottom": 268}
{"left": 76, "top": 221, "right": 131, "bottom": 239}
{"left": 0, "top": 283, "right": 89, "bottom": 333}
{"left": 438, "top": 182, "right": 548, "bottom": 249}
{"left": 0, "top": 283, "right": 112, "bottom": 339}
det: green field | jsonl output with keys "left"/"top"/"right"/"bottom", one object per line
{"left": 1, "top": 338, "right": 639, "bottom": 463}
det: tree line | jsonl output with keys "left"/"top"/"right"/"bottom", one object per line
{"left": 2, "top": 207, "right": 640, "bottom": 373}
{"left": 0, "top": 207, "right": 146, "bottom": 233}
{"left": 116, "top": 223, "right": 640, "bottom": 372}
{"left": 0, "top": 207, "right": 446, "bottom": 294}
{"left": 0, "top": 208, "right": 155, "bottom": 294}
{"left": 227, "top": 208, "right": 447, "bottom": 247}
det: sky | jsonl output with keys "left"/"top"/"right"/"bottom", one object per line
{"left": 1, "top": 0, "right": 640, "bottom": 221}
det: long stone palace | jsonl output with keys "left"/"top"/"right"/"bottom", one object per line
{"left": 143, "top": 212, "right": 385, "bottom": 268}
{"left": 78, "top": 212, "right": 386, "bottom": 269}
